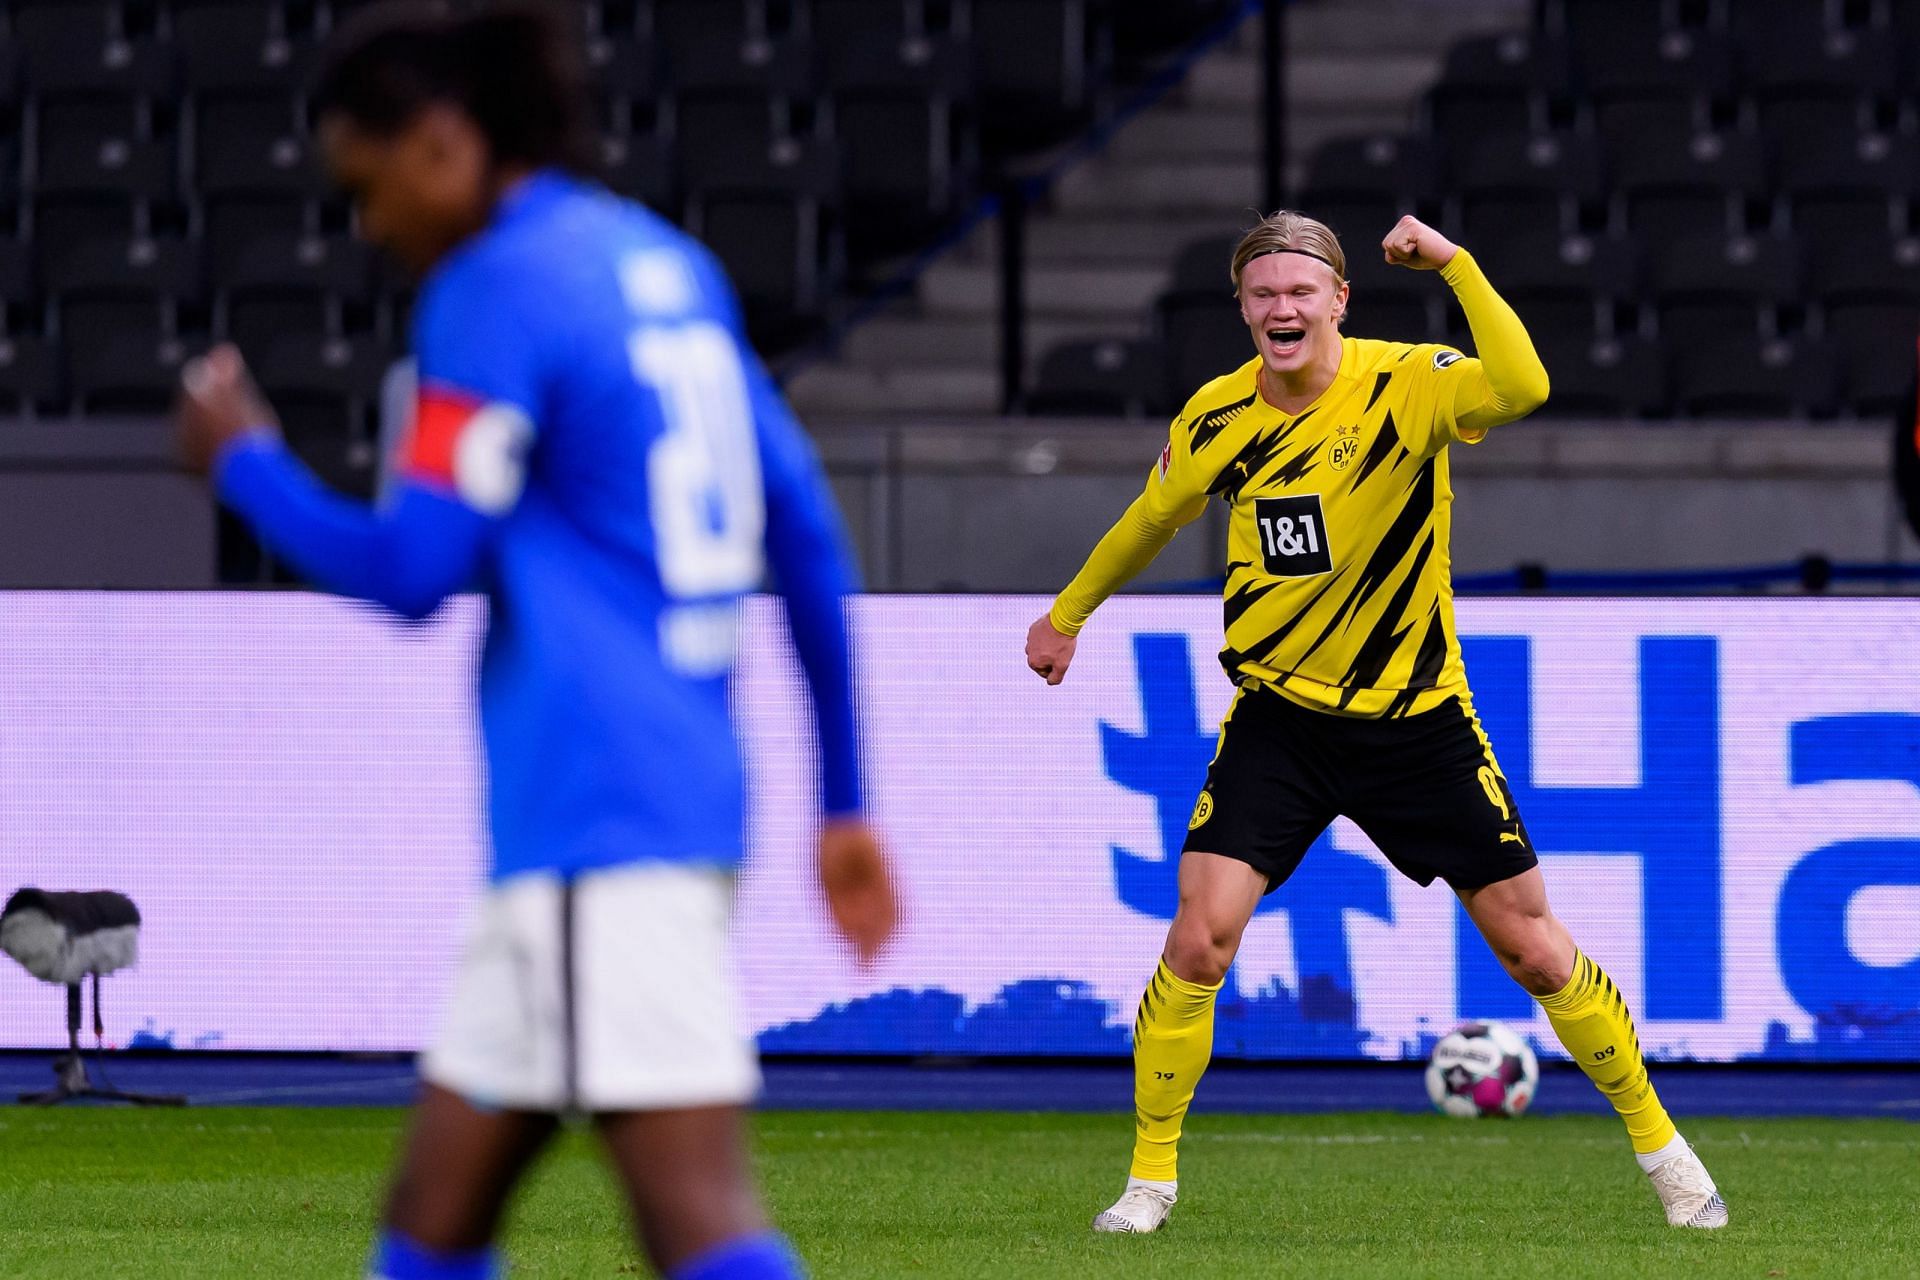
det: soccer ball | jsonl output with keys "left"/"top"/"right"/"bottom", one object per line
{"left": 1425, "top": 1020, "right": 1538, "bottom": 1118}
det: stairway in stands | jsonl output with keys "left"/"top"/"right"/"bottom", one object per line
{"left": 787, "top": 0, "right": 1528, "bottom": 419}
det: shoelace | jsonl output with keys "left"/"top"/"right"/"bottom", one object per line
{"left": 1649, "top": 1157, "right": 1711, "bottom": 1199}
{"left": 1111, "top": 1187, "right": 1172, "bottom": 1217}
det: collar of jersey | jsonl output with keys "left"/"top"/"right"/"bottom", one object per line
{"left": 1259, "top": 335, "right": 1358, "bottom": 423}
{"left": 491, "top": 168, "right": 580, "bottom": 229}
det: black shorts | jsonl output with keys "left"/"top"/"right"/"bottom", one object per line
{"left": 1182, "top": 685, "right": 1538, "bottom": 892}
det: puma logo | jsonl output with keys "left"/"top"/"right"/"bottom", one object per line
{"left": 1499, "top": 832, "right": 1525, "bottom": 845}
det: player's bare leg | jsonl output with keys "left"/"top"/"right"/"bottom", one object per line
{"left": 1094, "top": 851, "right": 1267, "bottom": 1234}
{"left": 1459, "top": 868, "right": 1728, "bottom": 1229}
{"left": 596, "top": 1104, "right": 799, "bottom": 1276}
{"left": 373, "top": 1082, "right": 558, "bottom": 1274}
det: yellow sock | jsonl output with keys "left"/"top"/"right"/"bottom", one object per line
{"left": 1129, "top": 959, "right": 1222, "bottom": 1182}
{"left": 1536, "top": 951, "right": 1678, "bottom": 1154}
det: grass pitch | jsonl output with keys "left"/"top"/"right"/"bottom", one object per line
{"left": 1, "top": 1107, "right": 1915, "bottom": 1278}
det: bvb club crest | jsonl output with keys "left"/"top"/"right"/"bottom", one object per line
{"left": 1328, "top": 422, "right": 1362, "bottom": 471}
{"left": 1188, "top": 790, "right": 1214, "bottom": 830}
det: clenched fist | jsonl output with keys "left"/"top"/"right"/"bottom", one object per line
{"left": 176, "top": 344, "right": 281, "bottom": 475}
{"left": 1026, "top": 612, "right": 1077, "bottom": 685}
{"left": 1381, "top": 215, "right": 1459, "bottom": 272}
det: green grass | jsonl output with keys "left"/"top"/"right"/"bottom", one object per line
{"left": 1, "top": 1107, "right": 1916, "bottom": 1278}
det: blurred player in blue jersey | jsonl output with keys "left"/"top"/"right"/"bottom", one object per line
{"left": 173, "top": 5, "right": 895, "bottom": 1278}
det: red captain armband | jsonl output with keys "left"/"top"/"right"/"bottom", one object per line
{"left": 405, "top": 384, "right": 486, "bottom": 487}
{"left": 401, "top": 382, "right": 536, "bottom": 515}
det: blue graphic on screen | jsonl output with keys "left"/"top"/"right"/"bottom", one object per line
{"left": 1763, "top": 713, "right": 1920, "bottom": 1057}
{"left": 1457, "top": 636, "right": 1722, "bottom": 1024}
{"left": 760, "top": 623, "right": 1920, "bottom": 1062}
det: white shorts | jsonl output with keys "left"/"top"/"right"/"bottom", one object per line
{"left": 421, "top": 861, "right": 761, "bottom": 1113}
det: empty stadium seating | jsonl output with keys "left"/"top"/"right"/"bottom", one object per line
{"left": 0, "top": 0, "right": 1233, "bottom": 469}
{"left": 1030, "top": 0, "right": 1920, "bottom": 420}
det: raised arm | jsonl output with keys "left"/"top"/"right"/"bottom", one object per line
{"left": 1382, "top": 215, "right": 1550, "bottom": 444}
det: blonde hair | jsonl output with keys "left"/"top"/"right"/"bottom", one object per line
{"left": 1230, "top": 210, "right": 1347, "bottom": 291}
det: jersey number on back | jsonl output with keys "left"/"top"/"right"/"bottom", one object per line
{"left": 629, "top": 322, "right": 766, "bottom": 599}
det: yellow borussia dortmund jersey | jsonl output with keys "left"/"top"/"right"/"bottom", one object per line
{"left": 1050, "top": 249, "right": 1549, "bottom": 720}
{"left": 1164, "top": 340, "right": 1480, "bottom": 717}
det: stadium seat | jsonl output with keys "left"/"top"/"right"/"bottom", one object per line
{"left": 209, "top": 230, "right": 372, "bottom": 298}
{"left": 1571, "top": 23, "right": 1733, "bottom": 120}
{"left": 1738, "top": 11, "right": 1898, "bottom": 136}
{"left": 0, "top": 237, "right": 35, "bottom": 316}
{"left": 1461, "top": 230, "right": 1639, "bottom": 341}
{"left": 1302, "top": 135, "right": 1444, "bottom": 223}
{"left": 1826, "top": 302, "right": 1920, "bottom": 416}
{"left": 970, "top": 0, "right": 1100, "bottom": 150}
{"left": 1027, "top": 337, "right": 1165, "bottom": 417}
{"left": 585, "top": 32, "right": 660, "bottom": 133}
{"left": 1772, "top": 123, "right": 1919, "bottom": 243}
{"left": 1423, "top": 32, "right": 1568, "bottom": 144}
{"left": 0, "top": 333, "right": 64, "bottom": 414}
{"left": 1646, "top": 230, "right": 1802, "bottom": 347}
{"left": 822, "top": 31, "right": 971, "bottom": 251}
{"left": 41, "top": 231, "right": 200, "bottom": 301}
{"left": 32, "top": 91, "right": 154, "bottom": 168}
{"left": 1549, "top": 0, "right": 1693, "bottom": 46}
{"left": 279, "top": 387, "right": 377, "bottom": 496}
{"left": 35, "top": 136, "right": 174, "bottom": 205}
{"left": 1343, "top": 247, "right": 1441, "bottom": 344}
{"left": 1449, "top": 130, "right": 1601, "bottom": 242}
{"left": 191, "top": 91, "right": 310, "bottom": 193}
{"left": 696, "top": 195, "right": 832, "bottom": 341}
{"left": 1608, "top": 127, "right": 1767, "bottom": 240}
{"left": 652, "top": 0, "right": 759, "bottom": 46}
{"left": 29, "top": 193, "right": 148, "bottom": 284}
{"left": 1531, "top": 332, "right": 1668, "bottom": 417}
{"left": 254, "top": 332, "right": 392, "bottom": 402}
{"left": 67, "top": 330, "right": 202, "bottom": 415}
{"left": 198, "top": 192, "right": 318, "bottom": 263}
{"left": 598, "top": 133, "right": 678, "bottom": 214}
{"left": 810, "top": 0, "right": 917, "bottom": 44}
{"left": 1157, "top": 292, "right": 1247, "bottom": 411}
{"left": 221, "top": 289, "right": 338, "bottom": 359}
{"left": 45, "top": 236, "right": 199, "bottom": 374}
{"left": 1668, "top": 335, "right": 1840, "bottom": 418}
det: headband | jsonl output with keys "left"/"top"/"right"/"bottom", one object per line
{"left": 1243, "top": 246, "right": 1342, "bottom": 275}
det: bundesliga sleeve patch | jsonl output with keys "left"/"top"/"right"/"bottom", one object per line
{"left": 1156, "top": 441, "right": 1173, "bottom": 482}
{"left": 405, "top": 384, "right": 535, "bottom": 516}
{"left": 1432, "top": 349, "right": 1465, "bottom": 371}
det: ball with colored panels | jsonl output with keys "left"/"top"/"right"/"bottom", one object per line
{"left": 1425, "top": 1020, "right": 1538, "bottom": 1118}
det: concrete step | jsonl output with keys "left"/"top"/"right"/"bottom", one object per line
{"left": 918, "top": 259, "right": 1171, "bottom": 317}
{"left": 1051, "top": 156, "right": 1257, "bottom": 213}
{"left": 843, "top": 314, "right": 1140, "bottom": 369}
{"left": 1019, "top": 212, "right": 1252, "bottom": 263}
{"left": 1184, "top": 51, "right": 1439, "bottom": 111}
{"left": 785, "top": 363, "right": 999, "bottom": 416}
{"left": 1267, "top": 0, "right": 1528, "bottom": 55}
{"left": 1106, "top": 101, "right": 1414, "bottom": 164}
{"left": 1108, "top": 107, "right": 1261, "bottom": 160}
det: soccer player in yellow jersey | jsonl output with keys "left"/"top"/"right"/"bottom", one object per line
{"left": 1025, "top": 212, "right": 1729, "bottom": 1233}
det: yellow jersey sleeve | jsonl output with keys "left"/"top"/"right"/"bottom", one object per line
{"left": 1048, "top": 413, "right": 1215, "bottom": 636}
{"left": 1397, "top": 248, "right": 1551, "bottom": 457}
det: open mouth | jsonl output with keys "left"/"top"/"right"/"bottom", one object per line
{"left": 1267, "top": 328, "right": 1306, "bottom": 356}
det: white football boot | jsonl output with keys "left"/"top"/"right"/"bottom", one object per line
{"left": 1646, "top": 1144, "right": 1729, "bottom": 1229}
{"left": 1091, "top": 1177, "right": 1177, "bottom": 1233}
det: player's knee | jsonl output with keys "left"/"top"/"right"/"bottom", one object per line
{"left": 1163, "top": 916, "right": 1238, "bottom": 985}
{"left": 1501, "top": 937, "right": 1572, "bottom": 996}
